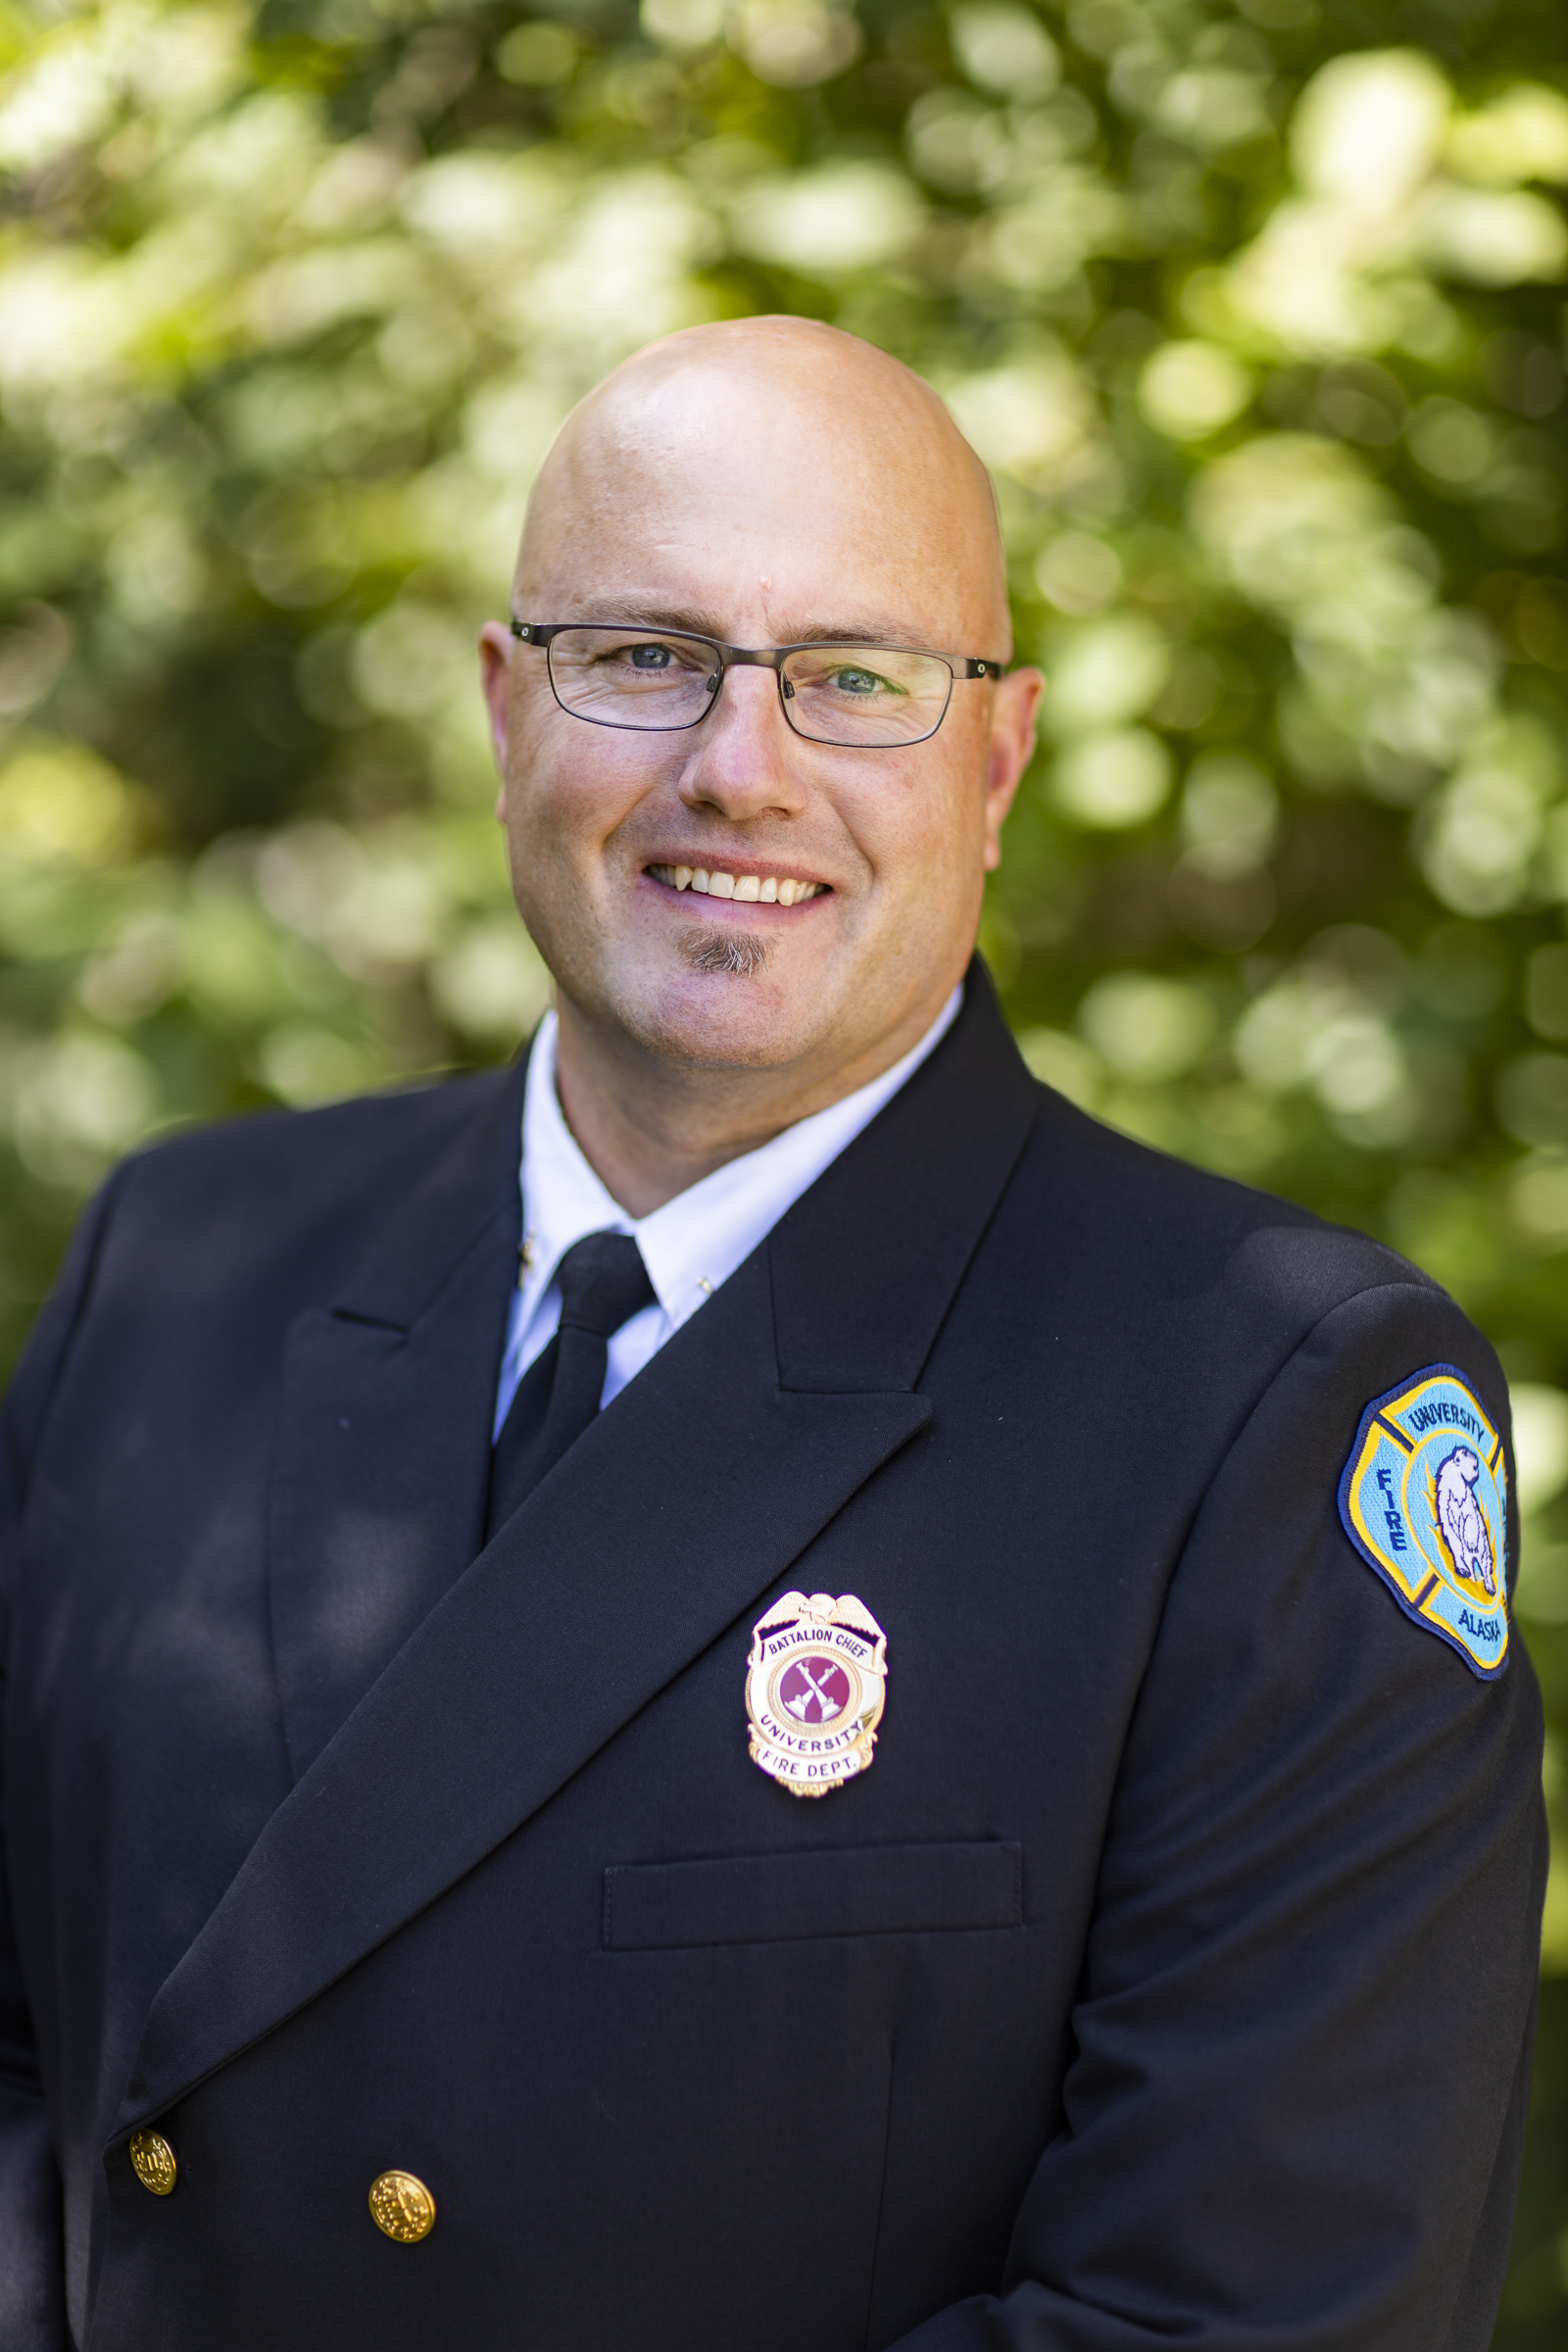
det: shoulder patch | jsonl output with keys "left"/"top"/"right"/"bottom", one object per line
{"left": 1338, "top": 1363, "right": 1509, "bottom": 1679}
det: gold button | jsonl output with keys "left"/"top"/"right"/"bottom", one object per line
{"left": 368, "top": 2170, "right": 436, "bottom": 2242}
{"left": 128, "top": 2131, "right": 177, "bottom": 2197}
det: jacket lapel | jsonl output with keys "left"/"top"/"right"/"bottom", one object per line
{"left": 268, "top": 1060, "right": 526, "bottom": 1784}
{"left": 769, "top": 957, "right": 1043, "bottom": 1394}
{"left": 120, "top": 964, "right": 1040, "bottom": 2134}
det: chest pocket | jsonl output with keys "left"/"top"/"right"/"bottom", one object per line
{"left": 603, "top": 1838, "right": 1022, "bottom": 1950}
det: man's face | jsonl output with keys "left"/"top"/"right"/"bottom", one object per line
{"left": 480, "top": 353, "right": 1041, "bottom": 1087}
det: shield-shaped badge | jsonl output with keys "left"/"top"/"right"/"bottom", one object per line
{"left": 745, "top": 1591, "right": 888, "bottom": 1798}
{"left": 1339, "top": 1361, "right": 1509, "bottom": 1679}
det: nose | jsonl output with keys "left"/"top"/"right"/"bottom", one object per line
{"left": 675, "top": 662, "right": 808, "bottom": 823}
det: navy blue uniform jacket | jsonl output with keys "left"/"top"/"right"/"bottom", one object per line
{"left": 0, "top": 967, "right": 1547, "bottom": 2348}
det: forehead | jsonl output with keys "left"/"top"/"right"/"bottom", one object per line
{"left": 518, "top": 360, "right": 1001, "bottom": 648}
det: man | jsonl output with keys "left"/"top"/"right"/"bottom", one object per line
{"left": 0, "top": 318, "right": 1544, "bottom": 2350}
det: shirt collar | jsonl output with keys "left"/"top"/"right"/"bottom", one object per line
{"left": 516, "top": 984, "right": 963, "bottom": 1342}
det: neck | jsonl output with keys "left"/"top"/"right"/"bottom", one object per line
{"left": 550, "top": 988, "right": 953, "bottom": 1218}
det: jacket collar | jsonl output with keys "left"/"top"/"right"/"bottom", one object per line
{"left": 506, "top": 986, "right": 962, "bottom": 1403}
{"left": 119, "top": 959, "right": 1040, "bottom": 2136}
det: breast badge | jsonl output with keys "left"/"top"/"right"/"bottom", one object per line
{"left": 1339, "top": 1363, "right": 1509, "bottom": 1679}
{"left": 746, "top": 1592, "right": 888, "bottom": 1797}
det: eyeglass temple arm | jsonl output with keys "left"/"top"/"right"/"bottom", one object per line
{"left": 510, "top": 620, "right": 1005, "bottom": 677}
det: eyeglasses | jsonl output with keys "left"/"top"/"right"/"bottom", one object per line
{"left": 509, "top": 620, "right": 1004, "bottom": 750}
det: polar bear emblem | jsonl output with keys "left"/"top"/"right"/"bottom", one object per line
{"left": 1435, "top": 1447, "right": 1497, "bottom": 1595}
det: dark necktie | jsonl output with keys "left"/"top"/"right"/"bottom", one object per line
{"left": 486, "top": 1230, "right": 656, "bottom": 1541}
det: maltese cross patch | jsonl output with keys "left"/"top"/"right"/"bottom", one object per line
{"left": 1339, "top": 1363, "right": 1509, "bottom": 1680}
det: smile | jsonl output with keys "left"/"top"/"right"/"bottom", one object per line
{"left": 646, "top": 865, "right": 828, "bottom": 905}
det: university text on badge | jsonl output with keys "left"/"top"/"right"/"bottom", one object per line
{"left": 746, "top": 1592, "right": 888, "bottom": 1797}
{"left": 1338, "top": 1363, "right": 1509, "bottom": 1679}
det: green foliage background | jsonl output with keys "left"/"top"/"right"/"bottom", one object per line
{"left": 2, "top": 0, "right": 1567, "bottom": 2328}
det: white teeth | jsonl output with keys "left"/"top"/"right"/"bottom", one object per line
{"left": 649, "top": 865, "right": 823, "bottom": 903}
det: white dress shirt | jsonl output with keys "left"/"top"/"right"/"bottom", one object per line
{"left": 493, "top": 985, "right": 963, "bottom": 1436}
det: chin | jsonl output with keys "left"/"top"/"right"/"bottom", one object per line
{"left": 610, "top": 964, "right": 831, "bottom": 1074}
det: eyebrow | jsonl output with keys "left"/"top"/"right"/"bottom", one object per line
{"left": 560, "top": 604, "right": 934, "bottom": 651}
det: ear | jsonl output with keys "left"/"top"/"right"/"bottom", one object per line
{"left": 982, "top": 667, "right": 1044, "bottom": 872}
{"left": 478, "top": 621, "right": 514, "bottom": 808}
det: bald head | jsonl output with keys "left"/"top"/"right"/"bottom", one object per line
{"left": 514, "top": 318, "right": 1010, "bottom": 659}
{"left": 479, "top": 313, "right": 1043, "bottom": 1201}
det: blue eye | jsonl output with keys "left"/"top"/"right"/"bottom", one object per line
{"left": 834, "top": 667, "right": 880, "bottom": 694}
{"left": 628, "top": 644, "right": 674, "bottom": 669}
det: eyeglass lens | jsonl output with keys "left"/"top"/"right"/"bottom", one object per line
{"left": 543, "top": 628, "right": 955, "bottom": 748}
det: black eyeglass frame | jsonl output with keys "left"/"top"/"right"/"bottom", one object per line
{"left": 509, "top": 618, "right": 1006, "bottom": 749}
